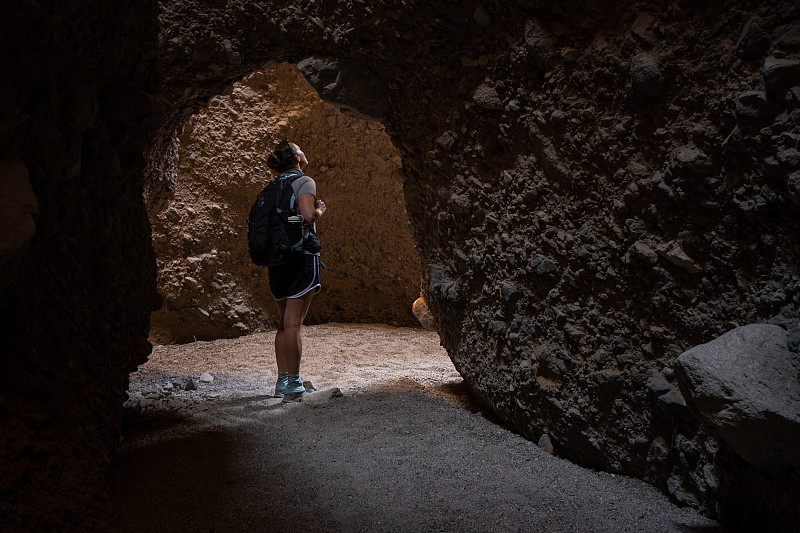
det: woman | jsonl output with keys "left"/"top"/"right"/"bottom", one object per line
{"left": 266, "top": 140, "right": 326, "bottom": 402}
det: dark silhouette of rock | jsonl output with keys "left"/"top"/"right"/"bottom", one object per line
{"left": 737, "top": 18, "right": 771, "bottom": 60}
{"left": 675, "top": 324, "right": 800, "bottom": 476}
{"left": 524, "top": 19, "right": 556, "bottom": 72}
{"left": 297, "top": 57, "right": 389, "bottom": 122}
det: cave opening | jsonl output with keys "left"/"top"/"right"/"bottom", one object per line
{"left": 147, "top": 62, "right": 425, "bottom": 345}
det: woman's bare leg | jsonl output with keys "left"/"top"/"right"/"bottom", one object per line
{"left": 274, "top": 298, "right": 288, "bottom": 373}
{"left": 278, "top": 290, "right": 315, "bottom": 375}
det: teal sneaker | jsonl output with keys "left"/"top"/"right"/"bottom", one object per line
{"left": 282, "top": 375, "right": 306, "bottom": 403}
{"left": 273, "top": 373, "right": 289, "bottom": 398}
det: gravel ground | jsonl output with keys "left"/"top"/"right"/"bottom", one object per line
{"left": 111, "top": 324, "right": 725, "bottom": 532}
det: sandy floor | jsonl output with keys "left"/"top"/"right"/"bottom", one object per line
{"left": 111, "top": 324, "right": 725, "bottom": 532}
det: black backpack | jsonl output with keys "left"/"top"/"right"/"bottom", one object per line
{"left": 246, "top": 171, "right": 305, "bottom": 267}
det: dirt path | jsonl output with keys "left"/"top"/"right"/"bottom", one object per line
{"left": 111, "top": 324, "right": 725, "bottom": 532}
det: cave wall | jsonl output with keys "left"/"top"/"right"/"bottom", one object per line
{"left": 2, "top": 0, "right": 798, "bottom": 530}
{"left": 0, "top": 0, "right": 161, "bottom": 530}
{"left": 154, "top": 0, "right": 799, "bottom": 526}
{"left": 148, "top": 63, "right": 420, "bottom": 344}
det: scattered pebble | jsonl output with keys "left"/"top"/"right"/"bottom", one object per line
{"left": 538, "top": 433, "right": 554, "bottom": 454}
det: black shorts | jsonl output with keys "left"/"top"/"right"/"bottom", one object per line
{"left": 268, "top": 254, "right": 321, "bottom": 300}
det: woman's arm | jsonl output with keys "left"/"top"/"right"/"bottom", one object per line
{"left": 298, "top": 193, "right": 326, "bottom": 223}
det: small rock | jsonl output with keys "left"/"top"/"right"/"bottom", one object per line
{"left": 657, "top": 242, "right": 703, "bottom": 274}
{"left": 630, "top": 53, "right": 666, "bottom": 98}
{"left": 199, "top": 372, "right": 214, "bottom": 383}
{"left": 778, "top": 148, "right": 800, "bottom": 170}
{"left": 524, "top": 19, "right": 556, "bottom": 71}
{"left": 631, "top": 241, "right": 658, "bottom": 264}
{"left": 473, "top": 84, "right": 503, "bottom": 110}
{"left": 233, "top": 304, "right": 250, "bottom": 317}
{"left": 184, "top": 379, "right": 197, "bottom": 391}
{"left": 530, "top": 254, "right": 558, "bottom": 276}
{"left": 788, "top": 87, "right": 800, "bottom": 107}
{"left": 631, "top": 12, "right": 657, "bottom": 45}
{"left": 435, "top": 131, "right": 456, "bottom": 151}
{"left": 303, "top": 387, "right": 343, "bottom": 407}
{"left": 667, "top": 475, "right": 700, "bottom": 507}
{"left": 646, "top": 370, "right": 672, "bottom": 397}
{"left": 165, "top": 207, "right": 181, "bottom": 223}
{"left": 657, "top": 389, "right": 694, "bottom": 423}
{"left": 412, "top": 296, "right": 437, "bottom": 331}
{"left": 491, "top": 320, "right": 506, "bottom": 336}
{"left": 763, "top": 56, "right": 800, "bottom": 100}
{"left": 677, "top": 148, "right": 719, "bottom": 176}
{"left": 190, "top": 307, "right": 210, "bottom": 321}
{"left": 768, "top": 315, "right": 793, "bottom": 330}
{"left": 735, "top": 91, "right": 779, "bottom": 125}
{"left": 593, "top": 350, "right": 609, "bottom": 366}
{"left": 528, "top": 124, "right": 571, "bottom": 187}
{"left": 500, "top": 281, "right": 519, "bottom": 303}
{"left": 537, "top": 433, "right": 554, "bottom": 454}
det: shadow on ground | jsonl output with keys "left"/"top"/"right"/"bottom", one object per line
{"left": 110, "top": 380, "right": 725, "bottom": 533}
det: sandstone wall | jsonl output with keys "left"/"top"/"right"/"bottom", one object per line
{"left": 0, "top": 1, "right": 161, "bottom": 530}
{"left": 154, "top": 1, "right": 799, "bottom": 527}
{"left": 148, "top": 63, "right": 420, "bottom": 344}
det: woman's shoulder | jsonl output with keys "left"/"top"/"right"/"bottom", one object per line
{"left": 293, "top": 175, "right": 316, "bottom": 195}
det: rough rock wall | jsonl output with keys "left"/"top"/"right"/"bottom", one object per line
{"left": 154, "top": 1, "right": 800, "bottom": 527}
{"left": 4, "top": 0, "right": 793, "bottom": 530}
{"left": 428, "top": 3, "right": 800, "bottom": 519}
{"left": 148, "top": 63, "right": 419, "bottom": 344}
{"left": 420, "top": 3, "right": 800, "bottom": 523}
{"left": 0, "top": 1, "right": 160, "bottom": 530}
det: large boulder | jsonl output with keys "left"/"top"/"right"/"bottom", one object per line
{"left": 675, "top": 324, "right": 800, "bottom": 476}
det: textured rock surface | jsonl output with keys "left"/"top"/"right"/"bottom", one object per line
{"left": 675, "top": 324, "right": 800, "bottom": 474}
{"left": 3, "top": 0, "right": 800, "bottom": 531}
{"left": 151, "top": 0, "right": 800, "bottom": 525}
{"left": 148, "top": 64, "right": 420, "bottom": 343}
{"left": 675, "top": 324, "right": 800, "bottom": 531}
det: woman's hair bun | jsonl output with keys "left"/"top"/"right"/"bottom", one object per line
{"left": 266, "top": 153, "right": 281, "bottom": 169}
{"left": 268, "top": 140, "right": 297, "bottom": 171}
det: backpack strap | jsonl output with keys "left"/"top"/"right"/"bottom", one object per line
{"left": 274, "top": 169, "right": 305, "bottom": 217}
{"left": 280, "top": 168, "right": 305, "bottom": 181}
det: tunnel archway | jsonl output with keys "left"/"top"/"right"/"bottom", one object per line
{"left": 3, "top": 1, "right": 799, "bottom": 531}
{"left": 151, "top": 2, "right": 800, "bottom": 525}
{"left": 147, "top": 62, "right": 421, "bottom": 344}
